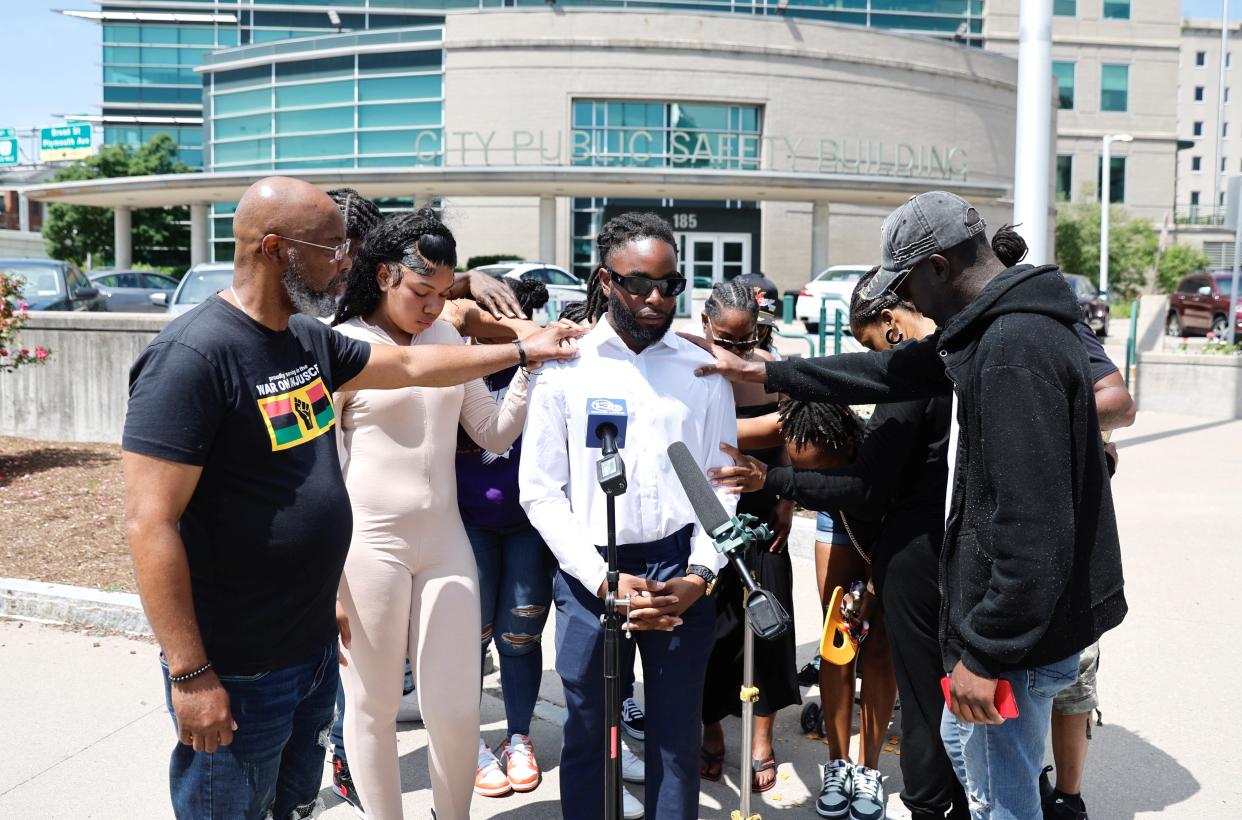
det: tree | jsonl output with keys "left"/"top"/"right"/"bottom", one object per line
{"left": 1156, "top": 243, "right": 1211, "bottom": 294}
{"left": 1054, "top": 201, "right": 1158, "bottom": 302}
{"left": 43, "top": 134, "right": 192, "bottom": 269}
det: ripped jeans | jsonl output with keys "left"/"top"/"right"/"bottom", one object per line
{"left": 467, "top": 523, "right": 555, "bottom": 737}
{"left": 161, "top": 641, "right": 338, "bottom": 820}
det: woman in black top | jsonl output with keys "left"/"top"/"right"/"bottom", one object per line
{"left": 696, "top": 282, "right": 799, "bottom": 793}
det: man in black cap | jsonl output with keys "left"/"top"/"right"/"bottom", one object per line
{"left": 697, "top": 192, "right": 1126, "bottom": 820}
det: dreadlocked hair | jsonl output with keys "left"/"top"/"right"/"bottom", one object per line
{"left": 333, "top": 207, "right": 456, "bottom": 326}
{"left": 596, "top": 211, "right": 677, "bottom": 270}
{"left": 326, "top": 188, "right": 384, "bottom": 242}
{"left": 559, "top": 268, "right": 607, "bottom": 323}
{"left": 508, "top": 275, "right": 550, "bottom": 318}
{"left": 778, "top": 397, "right": 864, "bottom": 456}
{"left": 849, "top": 265, "right": 916, "bottom": 328}
{"left": 704, "top": 280, "right": 758, "bottom": 323}
{"left": 991, "top": 223, "right": 1029, "bottom": 268}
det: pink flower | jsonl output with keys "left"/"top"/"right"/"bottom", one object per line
{"left": 34, "top": 346, "right": 48, "bottom": 361}
{"left": 19, "top": 348, "right": 28, "bottom": 356}
{"left": 0, "top": 349, "right": 7, "bottom": 357}
{"left": 17, "top": 301, "right": 28, "bottom": 311}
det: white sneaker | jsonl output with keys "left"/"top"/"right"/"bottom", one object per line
{"left": 500, "top": 733, "right": 542, "bottom": 792}
{"left": 621, "top": 740, "right": 645, "bottom": 784}
{"left": 475, "top": 738, "right": 512, "bottom": 797}
{"left": 396, "top": 688, "right": 421, "bottom": 723}
{"left": 623, "top": 787, "right": 644, "bottom": 819}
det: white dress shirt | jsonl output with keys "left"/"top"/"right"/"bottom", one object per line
{"left": 519, "top": 318, "right": 739, "bottom": 594}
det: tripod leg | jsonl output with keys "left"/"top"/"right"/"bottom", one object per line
{"left": 737, "top": 595, "right": 761, "bottom": 820}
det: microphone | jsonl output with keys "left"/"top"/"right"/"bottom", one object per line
{"left": 588, "top": 398, "right": 628, "bottom": 495}
{"left": 666, "top": 441, "right": 791, "bottom": 640}
{"left": 586, "top": 398, "right": 628, "bottom": 449}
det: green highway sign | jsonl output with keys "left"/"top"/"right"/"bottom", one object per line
{"left": 0, "top": 128, "right": 14, "bottom": 138}
{"left": 40, "top": 123, "right": 93, "bottom": 161}
{"left": 0, "top": 136, "right": 17, "bottom": 166}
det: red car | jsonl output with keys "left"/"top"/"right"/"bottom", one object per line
{"left": 1166, "top": 271, "right": 1242, "bottom": 338}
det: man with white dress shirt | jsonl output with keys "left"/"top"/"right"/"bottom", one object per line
{"left": 520, "top": 212, "right": 738, "bottom": 820}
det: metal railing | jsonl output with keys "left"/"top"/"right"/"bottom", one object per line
{"left": 776, "top": 293, "right": 848, "bottom": 357}
{"left": 1174, "top": 205, "right": 1228, "bottom": 226}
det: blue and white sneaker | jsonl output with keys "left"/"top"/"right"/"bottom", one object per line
{"left": 621, "top": 697, "right": 646, "bottom": 741}
{"left": 849, "top": 765, "right": 885, "bottom": 820}
{"left": 816, "top": 759, "right": 853, "bottom": 818}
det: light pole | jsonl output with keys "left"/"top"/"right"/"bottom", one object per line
{"left": 1099, "top": 133, "right": 1133, "bottom": 299}
{"left": 1013, "top": 0, "right": 1053, "bottom": 264}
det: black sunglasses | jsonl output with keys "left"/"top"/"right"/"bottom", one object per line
{"left": 604, "top": 268, "right": 687, "bottom": 298}
{"left": 706, "top": 321, "right": 760, "bottom": 354}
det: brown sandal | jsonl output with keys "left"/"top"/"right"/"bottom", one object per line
{"left": 699, "top": 747, "right": 725, "bottom": 782}
{"left": 751, "top": 755, "right": 778, "bottom": 793}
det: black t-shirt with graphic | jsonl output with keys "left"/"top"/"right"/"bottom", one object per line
{"left": 122, "top": 296, "right": 371, "bottom": 674}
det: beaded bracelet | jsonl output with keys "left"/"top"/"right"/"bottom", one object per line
{"left": 512, "top": 339, "right": 528, "bottom": 369}
{"left": 169, "top": 661, "right": 213, "bottom": 683}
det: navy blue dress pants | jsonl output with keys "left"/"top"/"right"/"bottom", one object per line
{"left": 554, "top": 525, "right": 715, "bottom": 820}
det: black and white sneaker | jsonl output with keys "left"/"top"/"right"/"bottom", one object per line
{"left": 621, "top": 697, "right": 646, "bottom": 741}
{"left": 331, "top": 754, "right": 367, "bottom": 819}
{"left": 816, "top": 759, "right": 853, "bottom": 818}
{"left": 849, "top": 765, "right": 885, "bottom": 820}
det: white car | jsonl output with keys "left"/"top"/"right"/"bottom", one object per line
{"left": 795, "top": 265, "right": 872, "bottom": 333}
{"left": 472, "top": 261, "right": 588, "bottom": 323}
{"left": 152, "top": 262, "right": 234, "bottom": 316}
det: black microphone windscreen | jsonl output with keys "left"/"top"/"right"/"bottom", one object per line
{"left": 666, "top": 441, "right": 730, "bottom": 535}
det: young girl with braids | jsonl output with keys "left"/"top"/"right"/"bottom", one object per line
{"left": 697, "top": 281, "right": 799, "bottom": 793}
{"left": 329, "top": 209, "right": 532, "bottom": 820}
{"left": 713, "top": 267, "right": 963, "bottom": 820}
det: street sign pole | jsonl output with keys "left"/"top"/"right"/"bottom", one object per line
{"left": 1225, "top": 177, "right": 1242, "bottom": 345}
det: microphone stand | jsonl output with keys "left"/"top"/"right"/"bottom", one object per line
{"left": 596, "top": 424, "right": 628, "bottom": 820}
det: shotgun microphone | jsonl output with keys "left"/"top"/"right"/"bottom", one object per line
{"left": 666, "top": 441, "right": 790, "bottom": 640}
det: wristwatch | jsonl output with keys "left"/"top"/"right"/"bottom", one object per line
{"left": 685, "top": 564, "right": 718, "bottom": 596}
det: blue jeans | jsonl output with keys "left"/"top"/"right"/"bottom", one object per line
{"left": 161, "top": 641, "right": 338, "bottom": 820}
{"left": 940, "top": 653, "right": 1081, "bottom": 820}
{"left": 330, "top": 661, "right": 413, "bottom": 764}
{"left": 555, "top": 526, "right": 714, "bottom": 820}
{"left": 467, "top": 522, "right": 555, "bottom": 737}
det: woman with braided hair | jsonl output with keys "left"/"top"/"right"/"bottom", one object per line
{"left": 329, "top": 208, "right": 535, "bottom": 820}
{"left": 712, "top": 266, "right": 967, "bottom": 820}
{"left": 696, "top": 280, "right": 800, "bottom": 792}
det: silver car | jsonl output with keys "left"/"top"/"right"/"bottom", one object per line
{"left": 155, "top": 263, "right": 234, "bottom": 316}
{"left": 90, "top": 270, "right": 178, "bottom": 313}
{"left": 472, "top": 262, "right": 588, "bottom": 323}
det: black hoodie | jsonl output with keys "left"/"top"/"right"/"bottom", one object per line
{"left": 766, "top": 264, "right": 1127, "bottom": 676}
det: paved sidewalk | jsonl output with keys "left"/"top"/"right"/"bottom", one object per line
{"left": 1, "top": 410, "right": 1238, "bottom": 818}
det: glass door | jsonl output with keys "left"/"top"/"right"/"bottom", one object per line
{"left": 675, "top": 232, "right": 753, "bottom": 317}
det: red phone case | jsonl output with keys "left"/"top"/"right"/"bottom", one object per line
{"left": 941, "top": 676, "right": 1020, "bottom": 719}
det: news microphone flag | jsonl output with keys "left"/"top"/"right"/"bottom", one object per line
{"left": 586, "top": 398, "right": 628, "bottom": 449}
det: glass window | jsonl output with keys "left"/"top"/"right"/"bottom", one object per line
{"left": 359, "top": 75, "right": 442, "bottom": 101}
{"left": 1052, "top": 62, "right": 1075, "bottom": 110}
{"left": 275, "top": 56, "right": 353, "bottom": 82}
{"left": 276, "top": 80, "right": 354, "bottom": 108}
{"left": 1229, "top": 87, "right": 1234, "bottom": 104}
{"left": 178, "top": 148, "right": 204, "bottom": 168}
{"left": 1191, "top": 191, "right": 1201, "bottom": 206}
{"left": 1194, "top": 121, "right": 1204, "bottom": 136}
{"left": 276, "top": 132, "right": 353, "bottom": 160}
{"left": 1097, "top": 156, "right": 1126, "bottom": 204}
{"left": 214, "top": 88, "right": 271, "bottom": 116}
{"left": 1102, "top": 0, "right": 1130, "bottom": 20}
{"left": 215, "top": 65, "right": 271, "bottom": 92}
{"left": 358, "top": 50, "right": 441, "bottom": 74}
{"left": 218, "top": 29, "right": 239, "bottom": 47}
{"left": 104, "top": 46, "right": 140, "bottom": 63}
{"left": 1226, "top": 122, "right": 1231, "bottom": 137}
{"left": 1056, "top": 155, "right": 1072, "bottom": 200}
{"left": 103, "top": 66, "right": 142, "bottom": 85}
{"left": 1224, "top": 156, "right": 1230, "bottom": 172}
{"left": 103, "top": 25, "right": 141, "bottom": 43}
{"left": 214, "top": 138, "right": 272, "bottom": 165}
{"left": 140, "top": 27, "right": 178, "bottom": 45}
{"left": 1197, "top": 51, "right": 1208, "bottom": 68}
{"left": 1192, "top": 156, "right": 1202, "bottom": 172}
{"left": 358, "top": 102, "right": 441, "bottom": 128}
{"left": 276, "top": 106, "right": 353, "bottom": 134}
{"left": 1053, "top": 0, "right": 1075, "bottom": 15}
{"left": 359, "top": 129, "right": 426, "bottom": 154}
{"left": 215, "top": 113, "right": 272, "bottom": 140}
{"left": 179, "top": 27, "right": 217, "bottom": 45}
{"left": 1100, "top": 64, "right": 1129, "bottom": 112}
{"left": 1196, "top": 86, "right": 1206, "bottom": 102}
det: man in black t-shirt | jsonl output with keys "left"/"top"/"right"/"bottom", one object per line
{"left": 123, "top": 176, "right": 580, "bottom": 820}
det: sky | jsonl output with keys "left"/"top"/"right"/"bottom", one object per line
{"left": 1, "top": 1, "right": 1241, "bottom": 133}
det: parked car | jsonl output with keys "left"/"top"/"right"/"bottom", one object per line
{"left": 158, "top": 262, "right": 234, "bottom": 316}
{"left": 1062, "top": 273, "right": 1109, "bottom": 337}
{"left": 795, "top": 265, "right": 871, "bottom": 333}
{"left": 472, "top": 261, "right": 588, "bottom": 323}
{"left": 0, "top": 258, "right": 108, "bottom": 312}
{"left": 1166, "top": 270, "right": 1242, "bottom": 338}
{"left": 90, "top": 270, "right": 178, "bottom": 313}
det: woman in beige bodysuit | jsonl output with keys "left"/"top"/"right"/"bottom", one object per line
{"left": 330, "top": 210, "right": 530, "bottom": 820}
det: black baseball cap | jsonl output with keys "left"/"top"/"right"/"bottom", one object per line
{"left": 733, "top": 272, "right": 780, "bottom": 326}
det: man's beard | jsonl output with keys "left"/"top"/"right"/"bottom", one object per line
{"left": 608, "top": 289, "right": 674, "bottom": 350}
{"left": 282, "top": 249, "right": 337, "bottom": 318}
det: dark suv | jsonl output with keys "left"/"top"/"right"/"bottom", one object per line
{"left": 0, "top": 258, "right": 109, "bottom": 312}
{"left": 1166, "top": 271, "right": 1242, "bottom": 338}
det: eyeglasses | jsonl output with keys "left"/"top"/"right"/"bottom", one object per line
{"left": 271, "top": 234, "right": 351, "bottom": 264}
{"left": 707, "top": 322, "right": 760, "bottom": 354}
{"left": 604, "top": 268, "right": 687, "bottom": 298}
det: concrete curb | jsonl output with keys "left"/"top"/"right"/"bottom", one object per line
{"left": 0, "top": 577, "right": 151, "bottom": 636}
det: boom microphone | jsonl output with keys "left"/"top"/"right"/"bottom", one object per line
{"left": 666, "top": 441, "right": 790, "bottom": 640}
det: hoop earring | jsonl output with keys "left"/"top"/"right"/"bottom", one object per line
{"left": 885, "top": 327, "right": 904, "bottom": 345}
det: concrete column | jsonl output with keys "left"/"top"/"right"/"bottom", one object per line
{"left": 18, "top": 193, "right": 30, "bottom": 233}
{"left": 190, "top": 202, "right": 209, "bottom": 267}
{"left": 114, "top": 206, "right": 132, "bottom": 269}
{"left": 1012, "top": 0, "right": 1053, "bottom": 265}
{"left": 810, "top": 201, "right": 830, "bottom": 279}
{"left": 538, "top": 195, "right": 556, "bottom": 263}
